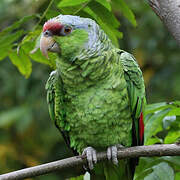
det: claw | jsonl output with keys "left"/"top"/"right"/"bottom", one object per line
{"left": 82, "top": 147, "right": 97, "bottom": 170}
{"left": 107, "top": 144, "right": 124, "bottom": 165}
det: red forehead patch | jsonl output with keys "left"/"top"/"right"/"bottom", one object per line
{"left": 43, "top": 20, "right": 63, "bottom": 35}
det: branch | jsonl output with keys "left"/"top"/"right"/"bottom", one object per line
{"left": 148, "top": 0, "right": 180, "bottom": 46}
{"left": 0, "top": 144, "right": 179, "bottom": 180}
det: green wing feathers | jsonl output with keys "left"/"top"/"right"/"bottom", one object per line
{"left": 46, "top": 70, "right": 67, "bottom": 130}
{"left": 45, "top": 71, "right": 56, "bottom": 123}
{"left": 45, "top": 71, "right": 74, "bottom": 150}
{"left": 119, "top": 50, "right": 146, "bottom": 145}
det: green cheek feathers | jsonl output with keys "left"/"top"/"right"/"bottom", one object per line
{"left": 54, "top": 29, "right": 89, "bottom": 61}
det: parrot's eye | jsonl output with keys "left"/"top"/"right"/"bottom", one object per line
{"left": 63, "top": 26, "right": 72, "bottom": 35}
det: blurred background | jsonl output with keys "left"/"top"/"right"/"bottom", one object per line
{"left": 0, "top": 0, "right": 179, "bottom": 179}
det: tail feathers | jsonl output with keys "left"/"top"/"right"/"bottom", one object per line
{"left": 90, "top": 160, "right": 133, "bottom": 180}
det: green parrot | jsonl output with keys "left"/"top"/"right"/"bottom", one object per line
{"left": 40, "top": 15, "right": 146, "bottom": 180}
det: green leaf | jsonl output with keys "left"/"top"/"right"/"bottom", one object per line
{"left": 135, "top": 168, "right": 153, "bottom": 180}
{"left": 83, "top": 7, "right": 120, "bottom": 46}
{"left": 0, "top": 30, "right": 25, "bottom": 61}
{"left": 0, "top": 15, "right": 37, "bottom": 37}
{"left": 0, "top": 45, "right": 12, "bottom": 61}
{"left": 22, "top": 40, "right": 56, "bottom": 69}
{"left": 145, "top": 101, "right": 180, "bottom": 115}
{"left": 99, "top": 22, "right": 120, "bottom": 46}
{"left": 144, "top": 162, "right": 174, "bottom": 180}
{"left": 58, "top": 0, "right": 90, "bottom": 8}
{"left": 145, "top": 102, "right": 168, "bottom": 114}
{"left": 9, "top": 49, "right": 32, "bottom": 78}
{"left": 0, "top": 30, "right": 25, "bottom": 47}
{"left": 21, "top": 29, "right": 42, "bottom": 45}
{"left": 172, "top": 101, "right": 180, "bottom": 106}
{"left": 164, "top": 131, "right": 180, "bottom": 144}
{"left": 168, "top": 107, "right": 180, "bottom": 116}
{"left": 70, "top": 174, "right": 84, "bottom": 180}
{"left": 145, "top": 108, "right": 171, "bottom": 144}
{"left": 135, "top": 158, "right": 154, "bottom": 180}
{"left": 145, "top": 137, "right": 162, "bottom": 145}
{"left": 135, "top": 157, "right": 180, "bottom": 180}
{"left": 163, "top": 115, "right": 176, "bottom": 129}
{"left": 175, "top": 172, "right": 180, "bottom": 180}
{"left": 113, "top": 0, "right": 136, "bottom": 27}
{"left": 96, "top": 0, "right": 111, "bottom": 11}
{"left": 0, "top": 15, "right": 37, "bottom": 61}
{"left": 159, "top": 156, "right": 180, "bottom": 168}
{"left": 45, "top": 10, "right": 60, "bottom": 20}
{"left": 88, "top": 1, "right": 120, "bottom": 28}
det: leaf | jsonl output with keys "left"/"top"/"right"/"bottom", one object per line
{"left": 96, "top": 0, "right": 111, "bottom": 11}
{"left": 45, "top": 10, "right": 60, "bottom": 20}
{"left": 164, "top": 131, "right": 180, "bottom": 144}
{"left": 175, "top": 173, "right": 180, "bottom": 180}
{"left": 135, "top": 157, "right": 154, "bottom": 180}
{"left": 0, "top": 30, "right": 25, "bottom": 47}
{"left": 144, "top": 162, "right": 174, "bottom": 180}
{"left": 145, "top": 108, "right": 171, "bottom": 144}
{"left": 88, "top": 1, "right": 120, "bottom": 28}
{"left": 70, "top": 174, "right": 84, "bottom": 180}
{"left": 0, "top": 45, "right": 12, "bottom": 61}
{"left": 22, "top": 40, "right": 56, "bottom": 69}
{"left": 135, "top": 157, "right": 180, "bottom": 180}
{"left": 167, "top": 107, "right": 180, "bottom": 116}
{"left": 58, "top": 0, "right": 90, "bottom": 8}
{"left": 113, "top": 0, "right": 136, "bottom": 27}
{"left": 145, "top": 137, "right": 162, "bottom": 145}
{"left": 145, "top": 101, "right": 180, "bottom": 115}
{"left": 0, "top": 15, "right": 37, "bottom": 37}
{"left": 83, "top": 7, "right": 120, "bottom": 46}
{"left": 145, "top": 102, "right": 168, "bottom": 114}
{"left": 0, "top": 30, "right": 25, "bottom": 61}
{"left": 163, "top": 115, "right": 176, "bottom": 129}
{"left": 100, "top": 22, "right": 121, "bottom": 46}
{"left": 135, "top": 167, "right": 153, "bottom": 180}
{"left": 159, "top": 156, "right": 180, "bottom": 168}
{"left": 21, "top": 29, "right": 42, "bottom": 45}
{"left": 0, "top": 15, "right": 37, "bottom": 61}
{"left": 9, "top": 49, "right": 32, "bottom": 78}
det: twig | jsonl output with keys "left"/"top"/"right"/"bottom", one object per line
{"left": 0, "top": 144, "right": 179, "bottom": 180}
{"left": 17, "top": 0, "right": 55, "bottom": 54}
{"left": 148, "top": 0, "right": 180, "bottom": 46}
{"left": 73, "top": 0, "right": 91, "bottom": 15}
{"left": 33, "top": 0, "right": 55, "bottom": 30}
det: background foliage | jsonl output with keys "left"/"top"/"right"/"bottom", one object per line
{"left": 0, "top": 0, "right": 179, "bottom": 179}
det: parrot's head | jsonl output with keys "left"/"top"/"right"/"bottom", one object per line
{"left": 40, "top": 15, "right": 102, "bottom": 61}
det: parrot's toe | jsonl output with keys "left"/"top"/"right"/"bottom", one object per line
{"left": 82, "top": 147, "right": 97, "bottom": 170}
{"left": 107, "top": 144, "right": 124, "bottom": 165}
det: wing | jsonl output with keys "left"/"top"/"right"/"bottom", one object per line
{"left": 118, "top": 50, "right": 146, "bottom": 146}
{"left": 45, "top": 70, "right": 78, "bottom": 155}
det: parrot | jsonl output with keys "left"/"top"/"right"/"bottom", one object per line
{"left": 40, "top": 15, "right": 146, "bottom": 180}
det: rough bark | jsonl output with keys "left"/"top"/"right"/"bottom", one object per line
{"left": 0, "top": 144, "right": 179, "bottom": 180}
{"left": 148, "top": 0, "right": 180, "bottom": 45}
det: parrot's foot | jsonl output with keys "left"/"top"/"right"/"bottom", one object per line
{"left": 107, "top": 144, "right": 124, "bottom": 165}
{"left": 82, "top": 147, "right": 97, "bottom": 170}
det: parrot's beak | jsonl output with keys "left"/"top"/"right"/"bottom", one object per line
{"left": 40, "top": 32, "right": 60, "bottom": 59}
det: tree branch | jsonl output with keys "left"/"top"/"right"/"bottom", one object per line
{"left": 148, "top": 0, "right": 180, "bottom": 45}
{"left": 0, "top": 144, "right": 179, "bottom": 180}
